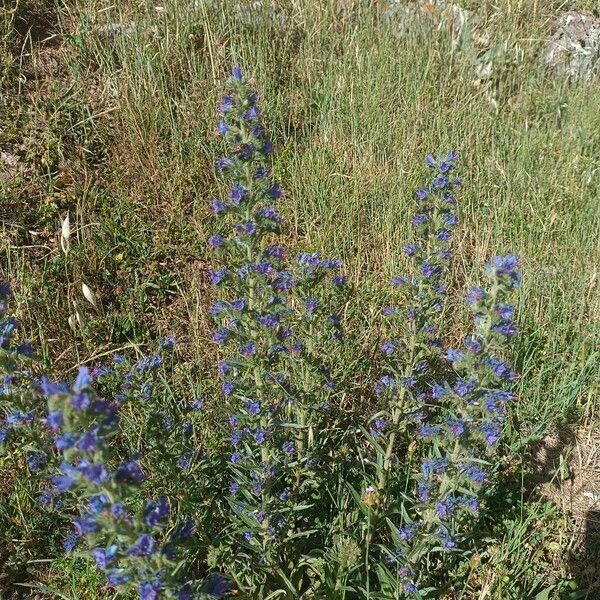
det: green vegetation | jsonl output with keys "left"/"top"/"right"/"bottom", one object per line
{"left": 1, "top": 0, "right": 598, "bottom": 598}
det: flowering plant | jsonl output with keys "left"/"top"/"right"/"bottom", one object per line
{"left": 2, "top": 67, "right": 523, "bottom": 600}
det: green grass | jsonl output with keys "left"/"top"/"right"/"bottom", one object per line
{"left": 1, "top": 0, "right": 599, "bottom": 597}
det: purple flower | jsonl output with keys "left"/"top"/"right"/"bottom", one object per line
{"left": 369, "top": 417, "right": 387, "bottom": 436}
{"left": 77, "top": 428, "right": 100, "bottom": 452}
{"left": 403, "top": 243, "right": 420, "bottom": 256}
{"left": 209, "top": 268, "right": 229, "bottom": 286}
{"left": 282, "top": 440, "right": 295, "bottom": 454}
{"left": 74, "top": 367, "right": 93, "bottom": 391}
{"left": 52, "top": 474, "right": 75, "bottom": 492}
{"left": 212, "top": 328, "right": 230, "bottom": 345}
{"left": 232, "top": 65, "right": 243, "bottom": 81}
{"left": 236, "top": 220, "right": 256, "bottom": 236}
{"left": 70, "top": 391, "right": 91, "bottom": 411}
{"left": 411, "top": 213, "right": 429, "bottom": 227}
{"left": 243, "top": 105, "right": 260, "bottom": 121}
{"left": 254, "top": 430, "right": 267, "bottom": 444}
{"left": 218, "top": 95, "right": 234, "bottom": 115}
{"left": 127, "top": 534, "right": 156, "bottom": 557}
{"left": 392, "top": 275, "right": 411, "bottom": 287}
{"left": 230, "top": 183, "right": 248, "bottom": 205}
{"left": 490, "top": 254, "right": 521, "bottom": 285}
{"left": 380, "top": 340, "right": 398, "bottom": 355}
{"left": 46, "top": 410, "right": 63, "bottom": 430}
{"left": 454, "top": 378, "right": 475, "bottom": 397}
{"left": 139, "top": 581, "right": 162, "bottom": 600}
{"left": 240, "top": 340, "right": 257, "bottom": 357}
{"left": 216, "top": 121, "right": 230, "bottom": 136}
{"left": 443, "top": 213, "right": 458, "bottom": 228}
{"left": 91, "top": 545, "right": 118, "bottom": 570}
{"left": 266, "top": 183, "right": 282, "bottom": 199}
{"left": 209, "top": 228, "right": 227, "bottom": 253}
{"left": 74, "top": 516, "right": 98, "bottom": 536}
{"left": 222, "top": 381, "right": 236, "bottom": 397}
{"left": 257, "top": 314, "right": 279, "bottom": 329}
{"left": 245, "top": 400, "right": 260, "bottom": 416}
{"left": 460, "top": 462, "right": 487, "bottom": 485}
{"left": 258, "top": 205, "right": 282, "bottom": 222}
{"left": 417, "top": 424, "right": 441, "bottom": 438}
{"left": 433, "top": 175, "right": 448, "bottom": 189}
{"left": 415, "top": 188, "right": 428, "bottom": 201}
{"left": 216, "top": 157, "right": 234, "bottom": 172}
{"left": 115, "top": 460, "right": 145, "bottom": 484}
{"left": 480, "top": 421, "right": 502, "bottom": 444}
{"left": 446, "top": 417, "right": 466, "bottom": 437}
{"left": 492, "top": 320, "right": 518, "bottom": 337}
{"left": 144, "top": 497, "right": 170, "bottom": 527}
{"left": 374, "top": 375, "right": 395, "bottom": 395}
{"left": 400, "top": 523, "right": 418, "bottom": 541}
{"left": 421, "top": 261, "right": 441, "bottom": 279}
{"left": 436, "top": 229, "right": 453, "bottom": 242}
{"left": 107, "top": 569, "right": 130, "bottom": 587}
{"left": 466, "top": 287, "right": 485, "bottom": 305}
{"left": 464, "top": 336, "right": 483, "bottom": 354}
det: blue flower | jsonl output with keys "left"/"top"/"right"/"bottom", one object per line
{"left": 211, "top": 198, "right": 228, "bottom": 215}
{"left": 403, "top": 243, "right": 420, "bottom": 256}
{"left": 218, "top": 95, "right": 234, "bottom": 116}
{"left": 107, "top": 569, "right": 130, "bottom": 587}
{"left": 127, "top": 534, "right": 156, "bottom": 557}
{"left": 139, "top": 580, "right": 162, "bottom": 600}
{"left": 230, "top": 183, "right": 248, "bottom": 205}
{"left": 144, "top": 497, "right": 170, "bottom": 527}
{"left": 232, "top": 65, "right": 243, "bottom": 81}
{"left": 411, "top": 213, "right": 429, "bottom": 227}
{"left": 115, "top": 460, "right": 145, "bottom": 484}
{"left": 454, "top": 378, "right": 476, "bottom": 397}
{"left": 399, "top": 523, "right": 418, "bottom": 541}
{"left": 421, "top": 261, "right": 441, "bottom": 279}
{"left": 415, "top": 188, "right": 428, "bottom": 201}
{"left": 203, "top": 573, "right": 230, "bottom": 597}
{"left": 70, "top": 392, "right": 90, "bottom": 411}
{"left": 222, "top": 380, "right": 236, "bottom": 396}
{"left": 209, "top": 234, "right": 225, "bottom": 250}
{"left": 212, "top": 328, "right": 231, "bottom": 345}
{"left": 215, "top": 157, "right": 234, "bottom": 172}
{"left": 480, "top": 421, "right": 502, "bottom": 445}
{"left": 26, "top": 451, "right": 46, "bottom": 472}
{"left": 91, "top": 545, "right": 118, "bottom": 570}
{"left": 380, "top": 340, "right": 398, "bottom": 355}
{"left": 74, "top": 367, "right": 93, "bottom": 391}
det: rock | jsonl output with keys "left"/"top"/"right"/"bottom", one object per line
{"left": 544, "top": 11, "right": 600, "bottom": 83}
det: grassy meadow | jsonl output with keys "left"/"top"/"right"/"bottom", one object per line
{"left": 0, "top": 0, "right": 599, "bottom": 598}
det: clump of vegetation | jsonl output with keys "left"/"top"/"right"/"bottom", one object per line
{"left": 1, "top": 1, "right": 598, "bottom": 598}
{"left": 2, "top": 68, "right": 526, "bottom": 599}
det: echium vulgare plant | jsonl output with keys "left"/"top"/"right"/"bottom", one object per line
{"left": 359, "top": 153, "right": 521, "bottom": 596}
{"left": 369, "top": 152, "right": 461, "bottom": 507}
{"left": 208, "top": 67, "right": 350, "bottom": 596}
{"left": 390, "top": 254, "right": 521, "bottom": 595}
{"left": 41, "top": 366, "right": 226, "bottom": 599}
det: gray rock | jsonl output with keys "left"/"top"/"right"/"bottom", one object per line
{"left": 544, "top": 11, "right": 600, "bottom": 83}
